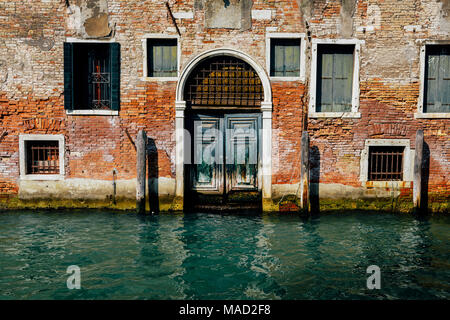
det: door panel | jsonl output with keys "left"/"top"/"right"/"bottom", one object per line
{"left": 191, "top": 115, "right": 223, "bottom": 194}
{"left": 225, "top": 114, "right": 261, "bottom": 192}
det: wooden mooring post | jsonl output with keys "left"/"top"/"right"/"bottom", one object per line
{"left": 413, "top": 129, "right": 425, "bottom": 213}
{"left": 136, "top": 130, "right": 147, "bottom": 214}
{"left": 300, "top": 131, "right": 310, "bottom": 214}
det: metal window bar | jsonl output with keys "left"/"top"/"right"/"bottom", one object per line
{"left": 185, "top": 56, "right": 263, "bottom": 107}
{"left": 88, "top": 48, "right": 111, "bottom": 110}
{"left": 368, "top": 146, "right": 404, "bottom": 181}
{"left": 26, "top": 141, "right": 59, "bottom": 174}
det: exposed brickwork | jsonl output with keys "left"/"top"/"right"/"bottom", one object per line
{"left": 0, "top": 0, "right": 448, "bottom": 206}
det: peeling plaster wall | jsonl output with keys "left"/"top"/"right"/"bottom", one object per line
{"left": 68, "top": 0, "right": 112, "bottom": 38}
{"left": 204, "top": 0, "right": 252, "bottom": 30}
{"left": 339, "top": 0, "right": 357, "bottom": 37}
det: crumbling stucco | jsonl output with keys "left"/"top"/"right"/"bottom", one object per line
{"left": 297, "top": 0, "right": 356, "bottom": 37}
{"left": 439, "top": 0, "right": 450, "bottom": 32}
{"left": 67, "top": 0, "right": 111, "bottom": 38}
{"left": 18, "top": 177, "right": 176, "bottom": 201}
{"left": 339, "top": 0, "right": 357, "bottom": 37}
{"left": 204, "top": 0, "right": 252, "bottom": 30}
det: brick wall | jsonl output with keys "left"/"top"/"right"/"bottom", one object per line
{"left": 0, "top": 0, "right": 448, "bottom": 204}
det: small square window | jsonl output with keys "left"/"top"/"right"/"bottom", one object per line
{"left": 25, "top": 141, "right": 60, "bottom": 175}
{"left": 147, "top": 39, "right": 178, "bottom": 77}
{"left": 19, "top": 134, "right": 65, "bottom": 180}
{"left": 424, "top": 45, "right": 450, "bottom": 113}
{"left": 270, "top": 38, "right": 301, "bottom": 77}
{"left": 368, "top": 146, "right": 404, "bottom": 181}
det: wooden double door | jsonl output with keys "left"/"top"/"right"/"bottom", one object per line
{"left": 187, "top": 113, "right": 262, "bottom": 209}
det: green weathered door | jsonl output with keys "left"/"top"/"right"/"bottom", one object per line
{"left": 190, "top": 113, "right": 260, "bottom": 198}
{"left": 225, "top": 114, "right": 261, "bottom": 192}
{"left": 191, "top": 114, "right": 224, "bottom": 194}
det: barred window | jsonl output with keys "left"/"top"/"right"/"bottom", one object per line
{"left": 64, "top": 42, "right": 120, "bottom": 111}
{"left": 25, "top": 141, "right": 59, "bottom": 175}
{"left": 368, "top": 146, "right": 404, "bottom": 181}
{"left": 184, "top": 56, "right": 263, "bottom": 108}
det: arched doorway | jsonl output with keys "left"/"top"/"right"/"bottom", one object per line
{"left": 175, "top": 49, "right": 272, "bottom": 212}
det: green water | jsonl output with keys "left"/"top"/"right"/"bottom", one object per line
{"left": 0, "top": 210, "right": 449, "bottom": 300}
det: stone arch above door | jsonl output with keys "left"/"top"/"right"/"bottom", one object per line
{"left": 174, "top": 49, "right": 273, "bottom": 211}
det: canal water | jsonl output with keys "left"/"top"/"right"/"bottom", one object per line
{"left": 0, "top": 210, "right": 448, "bottom": 300}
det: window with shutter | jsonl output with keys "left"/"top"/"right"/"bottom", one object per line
{"left": 64, "top": 42, "right": 120, "bottom": 112}
{"left": 270, "top": 38, "right": 300, "bottom": 77}
{"left": 316, "top": 45, "right": 354, "bottom": 112}
{"left": 424, "top": 45, "right": 450, "bottom": 113}
{"left": 147, "top": 39, "right": 178, "bottom": 77}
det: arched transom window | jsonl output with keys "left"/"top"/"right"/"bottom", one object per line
{"left": 184, "top": 56, "right": 264, "bottom": 108}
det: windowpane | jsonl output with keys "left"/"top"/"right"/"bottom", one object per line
{"left": 425, "top": 45, "right": 450, "bottom": 113}
{"left": 316, "top": 45, "right": 354, "bottom": 112}
{"left": 147, "top": 39, "right": 178, "bottom": 77}
{"left": 270, "top": 38, "right": 300, "bottom": 77}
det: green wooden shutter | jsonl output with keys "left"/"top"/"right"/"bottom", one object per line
{"left": 110, "top": 42, "right": 120, "bottom": 111}
{"left": 63, "top": 42, "right": 73, "bottom": 110}
{"left": 284, "top": 42, "right": 300, "bottom": 77}
{"left": 426, "top": 49, "right": 439, "bottom": 113}
{"left": 438, "top": 47, "right": 450, "bottom": 113}
{"left": 274, "top": 43, "right": 284, "bottom": 76}
{"left": 319, "top": 52, "right": 334, "bottom": 112}
{"left": 333, "top": 51, "right": 353, "bottom": 112}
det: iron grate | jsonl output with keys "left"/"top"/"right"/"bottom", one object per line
{"left": 368, "top": 146, "right": 404, "bottom": 181}
{"left": 26, "top": 141, "right": 59, "bottom": 175}
{"left": 185, "top": 56, "right": 263, "bottom": 108}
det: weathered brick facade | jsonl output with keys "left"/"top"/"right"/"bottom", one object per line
{"left": 0, "top": 0, "right": 448, "bottom": 211}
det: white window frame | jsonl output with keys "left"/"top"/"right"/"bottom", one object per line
{"left": 359, "top": 139, "right": 413, "bottom": 187}
{"left": 142, "top": 34, "right": 180, "bottom": 82}
{"left": 415, "top": 40, "right": 450, "bottom": 119}
{"left": 265, "top": 33, "right": 306, "bottom": 81}
{"left": 309, "top": 38, "right": 362, "bottom": 118}
{"left": 19, "top": 134, "right": 65, "bottom": 181}
{"left": 65, "top": 38, "right": 119, "bottom": 116}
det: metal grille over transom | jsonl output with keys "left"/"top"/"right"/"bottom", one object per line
{"left": 185, "top": 56, "right": 264, "bottom": 108}
{"left": 368, "top": 146, "right": 404, "bottom": 181}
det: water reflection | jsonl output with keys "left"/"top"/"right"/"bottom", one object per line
{"left": 0, "top": 211, "right": 448, "bottom": 299}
